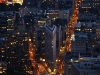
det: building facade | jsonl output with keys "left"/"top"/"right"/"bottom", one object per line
{"left": 44, "top": 24, "right": 56, "bottom": 72}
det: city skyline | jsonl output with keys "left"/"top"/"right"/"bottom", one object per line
{"left": 0, "top": 0, "right": 100, "bottom": 75}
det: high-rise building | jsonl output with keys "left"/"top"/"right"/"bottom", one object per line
{"left": 0, "top": 15, "right": 7, "bottom": 59}
{"left": 71, "top": 34, "right": 87, "bottom": 53}
{"left": 6, "top": 30, "right": 32, "bottom": 73}
{"left": 0, "top": 13, "right": 7, "bottom": 74}
{"left": 35, "top": 19, "right": 47, "bottom": 61}
{"left": 44, "top": 24, "right": 56, "bottom": 72}
{"left": 0, "top": 12, "right": 33, "bottom": 74}
{"left": 56, "top": 26, "right": 62, "bottom": 55}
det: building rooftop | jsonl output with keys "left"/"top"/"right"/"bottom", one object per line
{"left": 81, "top": 3, "right": 90, "bottom": 7}
{"left": 75, "top": 22, "right": 81, "bottom": 27}
{"left": 75, "top": 33, "right": 88, "bottom": 38}
{"left": 72, "top": 63, "right": 97, "bottom": 72}
{"left": 45, "top": 24, "right": 56, "bottom": 32}
{"left": 0, "top": 38, "right": 5, "bottom": 41}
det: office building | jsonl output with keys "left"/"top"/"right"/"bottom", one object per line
{"left": 6, "top": 30, "right": 32, "bottom": 72}
{"left": 44, "top": 24, "right": 56, "bottom": 72}
{"left": 0, "top": 13, "right": 7, "bottom": 74}
{"left": 0, "top": 14, "right": 7, "bottom": 61}
{"left": 5, "top": 12, "right": 33, "bottom": 74}
{"left": 34, "top": 19, "right": 47, "bottom": 61}
{"left": 64, "top": 52, "right": 100, "bottom": 75}
{"left": 72, "top": 56, "right": 100, "bottom": 75}
{"left": 56, "top": 26, "right": 62, "bottom": 55}
{"left": 71, "top": 33, "right": 87, "bottom": 53}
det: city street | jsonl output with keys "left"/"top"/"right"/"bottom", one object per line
{"left": 66, "top": 0, "right": 81, "bottom": 52}
{"left": 28, "top": 37, "right": 50, "bottom": 75}
{"left": 27, "top": 1, "right": 80, "bottom": 75}
{"left": 66, "top": 9, "right": 79, "bottom": 51}
{"left": 54, "top": 7, "right": 79, "bottom": 75}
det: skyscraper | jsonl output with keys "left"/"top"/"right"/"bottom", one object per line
{"left": 0, "top": 14, "right": 7, "bottom": 61}
{"left": 44, "top": 24, "right": 56, "bottom": 72}
{"left": 0, "top": 13, "right": 7, "bottom": 74}
{"left": 6, "top": 30, "right": 32, "bottom": 72}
